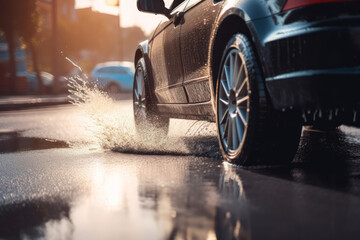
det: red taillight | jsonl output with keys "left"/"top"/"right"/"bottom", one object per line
{"left": 283, "top": 0, "right": 356, "bottom": 11}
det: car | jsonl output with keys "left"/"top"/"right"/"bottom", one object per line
{"left": 91, "top": 61, "right": 134, "bottom": 95}
{"left": 24, "top": 72, "right": 54, "bottom": 93}
{"left": 133, "top": 0, "right": 360, "bottom": 166}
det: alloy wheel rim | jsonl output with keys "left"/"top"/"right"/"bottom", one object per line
{"left": 133, "top": 68, "right": 146, "bottom": 119}
{"left": 218, "top": 48, "right": 249, "bottom": 153}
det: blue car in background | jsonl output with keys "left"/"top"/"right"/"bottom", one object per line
{"left": 24, "top": 72, "right": 54, "bottom": 93}
{"left": 91, "top": 61, "right": 134, "bottom": 95}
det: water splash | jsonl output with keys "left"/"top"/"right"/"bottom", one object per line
{"left": 65, "top": 57, "right": 82, "bottom": 73}
{"left": 65, "top": 58, "right": 220, "bottom": 157}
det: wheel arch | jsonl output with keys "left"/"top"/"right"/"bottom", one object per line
{"left": 209, "top": 12, "right": 264, "bottom": 105}
{"left": 134, "top": 40, "right": 158, "bottom": 104}
{"left": 134, "top": 40, "right": 149, "bottom": 69}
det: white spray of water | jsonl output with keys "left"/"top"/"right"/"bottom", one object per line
{"left": 65, "top": 58, "right": 220, "bottom": 156}
{"left": 65, "top": 57, "right": 82, "bottom": 73}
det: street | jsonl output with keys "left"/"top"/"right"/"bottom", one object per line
{"left": 1, "top": 98, "right": 360, "bottom": 240}
{"left": 1, "top": 0, "right": 360, "bottom": 239}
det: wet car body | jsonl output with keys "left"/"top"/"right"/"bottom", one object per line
{"left": 135, "top": 0, "right": 360, "bottom": 123}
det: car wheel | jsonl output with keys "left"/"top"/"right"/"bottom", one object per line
{"left": 133, "top": 58, "right": 169, "bottom": 139}
{"left": 216, "top": 34, "right": 302, "bottom": 166}
{"left": 307, "top": 124, "right": 341, "bottom": 131}
{"left": 106, "top": 83, "right": 121, "bottom": 96}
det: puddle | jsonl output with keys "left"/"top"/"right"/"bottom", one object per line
{"left": 0, "top": 156, "right": 249, "bottom": 240}
{"left": 0, "top": 130, "right": 69, "bottom": 153}
{"left": 0, "top": 199, "right": 71, "bottom": 239}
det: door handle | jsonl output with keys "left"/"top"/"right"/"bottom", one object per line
{"left": 173, "top": 12, "right": 184, "bottom": 26}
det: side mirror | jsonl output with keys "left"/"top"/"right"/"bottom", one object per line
{"left": 137, "top": 0, "right": 170, "bottom": 18}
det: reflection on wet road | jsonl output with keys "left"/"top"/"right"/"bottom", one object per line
{"left": 0, "top": 130, "right": 69, "bottom": 153}
{"left": 1, "top": 105, "right": 360, "bottom": 239}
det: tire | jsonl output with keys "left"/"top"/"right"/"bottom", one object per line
{"left": 106, "top": 83, "right": 121, "bottom": 98}
{"left": 215, "top": 34, "right": 302, "bottom": 166}
{"left": 133, "top": 58, "right": 169, "bottom": 139}
{"left": 308, "top": 123, "right": 341, "bottom": 131}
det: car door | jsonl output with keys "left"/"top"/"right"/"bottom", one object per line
{"left": 150, "top": 0, "right": 189, "bottom": 104}
{"left": 180, "top": 0, "right": 223, "bottom": 103}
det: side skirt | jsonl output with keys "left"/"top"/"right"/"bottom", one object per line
{"left": 157, "top": 101, "right": 216, "bottom": 122}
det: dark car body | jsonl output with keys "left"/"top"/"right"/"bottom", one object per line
{"left": 135, "top": 0, "right": 360, "bottom": 124}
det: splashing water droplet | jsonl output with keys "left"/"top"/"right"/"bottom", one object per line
{"left": 65, "top": 58, "right": 221, "bottom": 157}
{"left": 66, "top": 57, "right": 83, "bottom": 74}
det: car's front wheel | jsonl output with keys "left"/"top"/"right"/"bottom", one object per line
{"left": 216, "top": 34, "right": 302, "bottom": 166}
{"left": 133, "top": 58, "right": 169, "bottom": 139}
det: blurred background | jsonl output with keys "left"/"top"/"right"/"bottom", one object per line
{"left": 0, "top": 0, "right": 166, "bottom": 95}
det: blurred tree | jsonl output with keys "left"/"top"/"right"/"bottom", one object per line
{"left": 0, "top": 0, "right": 43, "bottom": 94}
{"left": 18, "top": 0, "right": 44, "bottom": 93}
{"left": 0, "top": 0, "right": 17, "bottom": 94}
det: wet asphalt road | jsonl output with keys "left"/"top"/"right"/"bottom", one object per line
{"left": 1, "top": 102, "right": 360, "bottom": 240}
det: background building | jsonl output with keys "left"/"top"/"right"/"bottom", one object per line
{"left": 0, "top": 0, "right": 147, "bottom": 95}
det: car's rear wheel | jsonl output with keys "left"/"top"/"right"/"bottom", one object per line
{"left": 216, "top": 34, "right": 302, "bottom": 166}
{"left": 133, "top": 58, "right": 169, "bottom": 139}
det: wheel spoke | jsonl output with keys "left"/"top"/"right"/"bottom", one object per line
{"left": 134, "top": 68, "right": 147, "bottom": 113}
{"left": 221, "top": 79, "right": 230, "bottom": 97}
{"left": 236, "top": 77, "right": 247, "bottom": 97}
{"left": 236, "top": 96, "right": 249, "bottom": 106}
{"left": 224, "top": 65, "right": 231, "bottom": 90}
{"left": 234, "top": 64, "right": 244, "bottom": 90}
{"left": 232, "top": 54, "right": 240, "bottom": 89}
{"left": 231, "top": 117, "right": 239, "bottom": 150}
{"left": 236, "top": 115, "right": 244, "bottom": 143}
{"left": 227, "top": 118, "right": 233, "bottom": 149}
{"left": 222, "top": 117, "right": 230, "bottom": 140}
{"left": 220, "top": 108, "right": 229, "bottom": 124}
{"left": 134, "top": 87, "right": 140, "bottom": 101}
{"left": 136, "top": 75, "right": 142, "bottom": 94}
{"left": 237, "top": 107, "right": 248, "bottom": 126}
{"left": 140, "top": 76, "right": 145, "bottom": 96}
{"left": 229, "top": 53, "right": 234, "bottom": 88}
{"left": 219, "top": 97, "right": 228, "bottom": 106}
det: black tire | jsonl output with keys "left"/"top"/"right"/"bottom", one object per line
{"left": 106, "top": 83, "right": 121, "bottom": 99}
{"left": 215, "top": 34, "right": 302, "bottom": 166}
{"left": 308, "top": 123, "right": 341, "bottom": 131}
{"left": 106, "top": 83, "right": 121, "bottom": 94}
{"left": 133, "top": 58, "right": 169, "bottom": 139}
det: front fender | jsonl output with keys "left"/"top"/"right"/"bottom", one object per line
{"left": 134, "top": 40, "right": 158, "bottom": 103}
{"left": 134, "top": 40, "right": 149, "bottom": 68}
